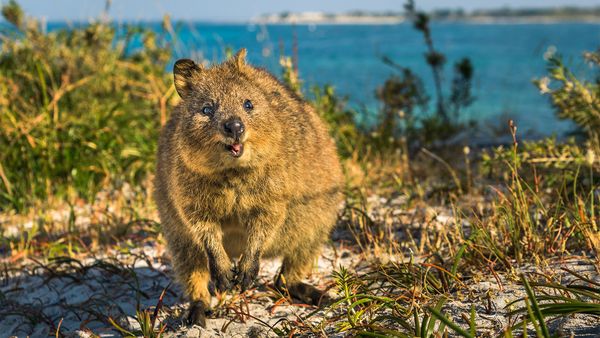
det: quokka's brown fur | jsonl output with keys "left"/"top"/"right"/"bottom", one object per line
{"left": 153, "top": 49, "right": 343, "bottom": 326}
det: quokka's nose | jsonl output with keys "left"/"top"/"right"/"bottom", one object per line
{"left": 223, "top": 119, "right": 245, "bottom": 139}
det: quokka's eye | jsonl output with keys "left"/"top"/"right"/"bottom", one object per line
{"left": 243, "top": 99, "right": 253, "bottom": 112}
{"left": 201, "top": 106, "right": 214, "bottom": 116}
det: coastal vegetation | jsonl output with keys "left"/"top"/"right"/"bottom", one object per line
{"left": 0, "top": 0, "right": 174, "bottom": 211}
{"left": 0, "top": 0, "right": 599, "bottom": 336}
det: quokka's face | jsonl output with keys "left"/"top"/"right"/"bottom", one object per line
{"left": 173, "top": 49, "right": 283, "bottom": 171}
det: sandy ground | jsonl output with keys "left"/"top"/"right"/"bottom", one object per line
{"left": 1, "top": 238, "right": 358, "bottom": 337}
{"left": 3, "top": 241, "right": 599, "bottom": 337}
{"left": 2, "top": 196, "right": 600, "bottom": 337}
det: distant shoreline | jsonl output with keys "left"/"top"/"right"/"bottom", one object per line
{"left": 252, "top": 8, "right": 600, "bottom": 25}
{"left": 249, "top": 18, "right": 600, "bottom": 26}
{"left": 2, "top": 5, "right": 600, "bottom": 26}
{"left": 7, "top": 16, "right": 599, "bottom": 27}
{"left": 251, "top": 16, "right": 600, "bottom": 26}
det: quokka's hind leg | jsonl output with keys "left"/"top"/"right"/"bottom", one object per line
{"left": 275, "top": 241, "right": 332, "bottom": 306}
{"left": 273, "top": 193, "right": 341, "bottom": 306}
{"left": 167, "top": 238, "right": 212, "bottom": 327}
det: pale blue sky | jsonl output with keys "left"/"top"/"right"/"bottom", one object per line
{"left": 3, "top": 0, "right": 598, "bottom": 22}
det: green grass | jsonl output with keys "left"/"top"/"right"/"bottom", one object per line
{"left": 108, "top": 284, "right": 169, "bottom": 338}
{"left": 0, "top": 2, "right": 176, "bottom": 211}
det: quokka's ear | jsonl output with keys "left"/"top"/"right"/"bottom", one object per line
{"left": 173, "top": 59, "right": 202, "bottom": 98}
{"left": 230, "top": 48, "right": 247, "bottom": 70}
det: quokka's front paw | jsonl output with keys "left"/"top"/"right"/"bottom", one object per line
{"left": 235, "top": 256, "right": 260, "bottom": 291}
{"left": 212, "top": 267, "right": 234, "bottom": 292}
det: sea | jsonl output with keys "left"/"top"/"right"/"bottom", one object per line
{"left": 50, "top": 21, "right": 600, "bottom": 137}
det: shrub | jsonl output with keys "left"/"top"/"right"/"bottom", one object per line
{"left": 0, "top": 1, "right": 176, "bottom": 211}
{"left": 536, "top": 49, "right": 600, "bottom": 151}
{"left": 374, "top": 0, "right": 475, "bottom": 148}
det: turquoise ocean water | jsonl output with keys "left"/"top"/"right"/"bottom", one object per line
{"left": 49, "top": 22, "right": 600, "bottom": 137}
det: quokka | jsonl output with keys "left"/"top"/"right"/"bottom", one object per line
{"left": 154, "top": 49, "right": 343, "bottom": 326}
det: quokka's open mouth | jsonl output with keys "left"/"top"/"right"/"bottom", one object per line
{"left": 226, "top": 142, "right": 244, "bottom": 157}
